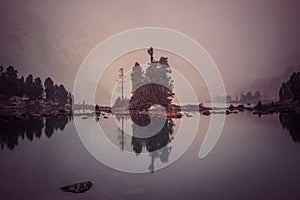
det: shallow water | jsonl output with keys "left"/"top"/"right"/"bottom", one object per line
{"left": 0, "top": 112, "right": 300, "bottom": 200}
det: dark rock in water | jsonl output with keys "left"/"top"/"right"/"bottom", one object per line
{"left": 60, "top": 181, "right": 93, "bottom": 194}
{"left": 202, "top": 110, "right": 211, "bottom": 116}
{"left": 228, "top": 104, "right": 235, "bottom": 111}
{"left": 237, "top": 104, "right": 245, "bottom": 111}
{"left": 254, "top": 100, "right": 262, "bottom": 110}
{"left": 247, "top": 107, "right": 254, "bottom": 111}
{"left": 227, "top": 104, "right": 244, "bottom": 112}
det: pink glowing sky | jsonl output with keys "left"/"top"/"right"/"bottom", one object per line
{"left": 0, "top": 0, "right": 300, "bottom": 103}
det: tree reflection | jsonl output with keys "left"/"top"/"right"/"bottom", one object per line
{"left": 279, "top": 113, "right": 300, "bottom": 143}
{"left": 131, "top": 113, "right": 174, "bottom": 172}
{"left": 45, "top": 116, "right": 70, "bottom": 138}
{"left": 0, "top": 116, "right": 71, "bottom": 150}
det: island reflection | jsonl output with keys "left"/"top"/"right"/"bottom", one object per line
{"left": 0, "top": 116, "right": 72, "bottom": 150}
{"left": 112, "top": 113, "right": 174, "bottom": 173}
{"left": 279, "top": 113, "right": 300, "bottom": 143}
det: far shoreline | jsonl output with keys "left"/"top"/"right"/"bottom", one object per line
{"left": 2, "top": 95, "right": 300, "bottom": 121}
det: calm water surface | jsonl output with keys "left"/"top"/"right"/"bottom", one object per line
{"left": 0, "top": 111, "right": 300, "bottom": 200}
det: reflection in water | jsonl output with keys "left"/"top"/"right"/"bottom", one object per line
{"left": 114, "top": 114, "right": 131, "bottom": 151}
{"left": 2, "top": 112, "right": 300, "bottom": 199}
{"left": 45, "top": 116, "right": 72, "bottom": 138}
{"left": 279, "top": 113, "right": 300, "bottom": 143}
{"left": 0, "top": 116, "right": 72, "bottom": 150}
{"left": 98, "top": 112, "right": 175, "bottom": 172}
{"left": 131, "top": 118, "right": 174, "bottom": 153}
{"left": 131, "top": 114, "right": 174, "bottom": 173}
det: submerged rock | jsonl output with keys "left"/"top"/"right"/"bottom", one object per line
{"left": 60, "top": 181, "right": 93, "bottom": 194}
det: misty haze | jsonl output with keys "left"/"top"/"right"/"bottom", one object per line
{"left": 1, "top": 1, "right": 300, "bottom": 200}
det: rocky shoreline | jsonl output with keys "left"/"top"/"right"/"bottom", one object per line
{"left": 252, "top": 100, "right": 300, "bottom": 116}
{"left": 0, "top": 97, "right": 72, "bottom": 121}
{"left": 198, "top": 100, "right": 300, "bottom": 116}
{"left": 2, "top": 96, "right": 300, "bottom": 121}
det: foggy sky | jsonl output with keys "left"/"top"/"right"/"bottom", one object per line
{"left": 0, "top": 0, "right": 300, "bottom": 104}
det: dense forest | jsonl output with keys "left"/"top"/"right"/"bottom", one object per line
{"left": 129, "top": 49, "right": 174, "bottom": 111}
{"left": 0, "top": 66, "right": 71, "bottom": 104}
{"left": 279, "top": 72, "right": 300, "bottom": 102}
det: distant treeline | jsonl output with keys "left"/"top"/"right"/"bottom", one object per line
{"left": 214, "top": 91, "right": 262, "bottom": 103}
{"left": 279, "top": 72, "right": 300, "bottom": 101}
{"left": 0, "top": 66, "right": 71, "bottom": 103}
{"left": 240, "top": 91, "right": 261, "bottom": 103}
